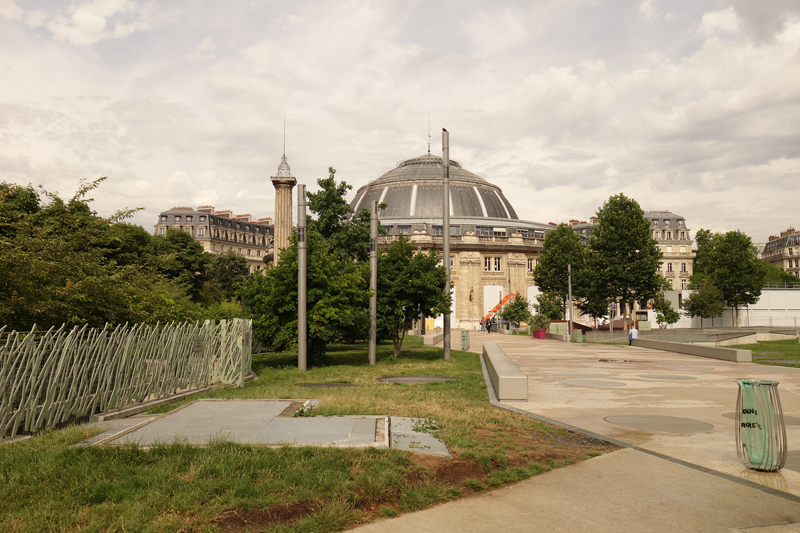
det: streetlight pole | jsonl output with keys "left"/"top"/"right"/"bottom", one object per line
{"left": 297, "top": 184, "right": 307, "bottom": 371}
{"left": 567, "top": 263, "right": 573, "bottom": 342}
{"left": 442, "top": 128, "right": 451, "bottom": 361}
{"left": 368, "top": 200, "right": 378, "bottom": 366}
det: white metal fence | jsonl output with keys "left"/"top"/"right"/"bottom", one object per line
{"left": 0, "top": 319, "right": 252, "bottom": 438}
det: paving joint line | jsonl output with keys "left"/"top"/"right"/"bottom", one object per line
{"left": 477, "top": 351, "right": 800, "bottom": 504}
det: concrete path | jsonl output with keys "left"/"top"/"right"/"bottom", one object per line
{"left": 353, "top": 332, "right": 800, "bottom": 532}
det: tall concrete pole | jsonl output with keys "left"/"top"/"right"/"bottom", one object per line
{"left": 368, "top": 200, "right": 378, "bottom": 366}
{"left": 297, "top": 184, "right": 307, "bottom": 371}
{"left": 567, "top": 263, "right": 573, "bottom": 342}
{"left": 442, "top": 128, "right": 451, "bottom": 360}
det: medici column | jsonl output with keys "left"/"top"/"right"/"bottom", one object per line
{"left": 271, "top": 154, "right": 297, "bottom": 265}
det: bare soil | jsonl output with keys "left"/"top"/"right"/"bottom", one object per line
{"left": 209, "top": 427, "right": 619, "bottom": 532}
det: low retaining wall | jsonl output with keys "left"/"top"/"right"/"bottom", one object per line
{"left": 546, "top": 333, "right": 569, "bottom": 342}
{"left": 632, "top": 338, "right": 752, "bottom": 363}
{"left": 423, "top": 333, "right": 444, "bottom": 346}
{"left": 482, "top": 343, "right": 528, "bottom": 400}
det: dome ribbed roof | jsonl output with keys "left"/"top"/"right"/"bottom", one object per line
{"left": 351, "top": 153, "right": 519, "bottom": 221}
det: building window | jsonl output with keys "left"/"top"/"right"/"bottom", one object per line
{"left": 666, "top": 246, "right": 673, "bottom": 253}
{"left": 679, "top": 232, "right": 685, "bottom": 240}
{"left": 528, "top": 258, "right": 534, "bottom": 272}
{"left": 666, "top": 231, "right": 672, "bottom": 240}
{"left": 519, "top": 229, "right": 530, "bottom": 238}
{"left": 664, "top": 219, "right": 670, "bottom": 226}
{"left": 494, "top": 257, "right": 501, "bottom": 271}
{"left": 667, "top": 263, "right": 673, "bottom": 273}
{"left": 681, "top": 263, "right": 687, "bottom": 272}
{"left": 236, "top": 223, "right": 241, "bottom": 229}
{"left": 197, "top": 227, "right": 204, "bottom": 237}
{"left": 174, "top": 215, "right": 181, "bottom": 222}
{"left": 186, "top": 215, "right": 193, "bottom": 222}
{"left": 477, "top": 226, "right": 492, "bottom": 236}
{"left": 257, "top": 250, "right": 261, "bottom": 257}
{"left": 160, "top": 215, "right": 168, "bottom": 222}
{"left": 247, "top": 249, "right": 251, "bottom": 256}
{"left": 653, "top": 230, "right": 658, "bottom": 239}
{"left": 158, "top": 227, "right": 165, "bottom": 236}
{"left": 494, "top": 229, "right": 506, "bottom": 237}
{"left": 657, "top": 263, "right": 662, "bottom": 272}
{"left": 678, "top": 220, "right": 684, "bottom": 226}
{"left": 484, "top": 257, "right": 492, "bottom": 271}
{"left": 432, "top": 226, "right": 443, "bottom": 235}
{"left": 681, "top": 279, "right": 688, "bottom": 290}
{"left": 680, "top": 246, "right": 686, "bottom": 253}
{"left": 397, "top": 225, "right": 410, "bottom": 234}
{"left": 238, "top": 247, "right": 242, "bottom": 253}
{"left": 653, "top": 220, "right": 658, "bottom": 226}
{"left": 184, "top": 228, "right": 191, "bottom": 234}
{"left": 790, "top": 249, "right": 794, "bottom": 256}
{"left": 199, "top": 215, "right": 206, "bottom": 223}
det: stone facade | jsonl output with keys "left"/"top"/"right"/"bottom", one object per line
{"left": 271, "top": 154, "right": 296, "bottom": 265}
{"left": 763, "top": 228, "right": 800, "bottom": 278}
{"left": 153, "top": 206, "right": 273, "bottom": 273}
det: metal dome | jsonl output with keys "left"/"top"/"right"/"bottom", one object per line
{"left": 351, "top": 153, "right": 521, "bottom": 221}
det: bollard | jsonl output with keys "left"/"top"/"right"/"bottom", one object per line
{"left": 735, "top": 379, "right": 787, "bottom": 471}
{"left": 461, "top": 330, "right": 470, "bottom": 350}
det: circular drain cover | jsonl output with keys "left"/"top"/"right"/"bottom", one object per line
{"left": 636, "top": 374, "right": 698, "bottom": 381}
{"left": 554, "top": 372, "right": 610, "bottom": 378}
{"left": 560, "top": 379, "right": 626, "bottom": 388}
{"left": 721, "top": 412, "right": 800, "bottom": 426}
{"left": 605, "top": 414, "right": 714, "bottom": 433}
{"left": 664, "top": 366, "right": 715, "bottom": 371}
{"left": 598, "top": 359, "right": 639, "bottom": 363}
{"left": 377, "top": 375, "right": 456, "bottom": 384}
{"left": 297, "top": 382, "right": 355, "bottom": 389}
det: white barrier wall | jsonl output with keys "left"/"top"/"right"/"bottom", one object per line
{"left": 688, "top": 289, "right": 800, "bottom": 328}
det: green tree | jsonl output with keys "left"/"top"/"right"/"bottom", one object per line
{"left": 683, "top": 282, "right": 725, "bottom": 325}
{"left": 533, "top": 223, "right": 585, "bottom": 308}
{"left": 583, "top": 194, "right": 664, "bottom": 326}
{"left": 499, "top": 296, "right": 532, "bottom": 329}
{"left": 150, "top": 228, "right": 210, "bottom": 303}
{"left": 0, "top": 179, "right": 200, "bottom": 329}
{"left": 207, "top": 250, "right": 250, "bottom": 301}
{"left": 762, "top": 261, "right": 799, "bottom": 285}
{"left": 0, "top": 182, "right": 40, "bottom": 238}
{"left": 307, "top": 167, "right": 385, "bottom": 262}
{"left": 653, "top": 296, "right": 680, "bottom": 327}
{"left": 377, "top": 237, "right": 450, "bottom": 356}
{"left": 239, "top": 230, "right": 369, "bottom": 366}
{"left": 533, "top": 292, "right": 565, "bottom": 320}
{"left": 700, "top": 230, "right": 765, "bottom": 326}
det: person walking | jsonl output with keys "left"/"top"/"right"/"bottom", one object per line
{"left": 480, "top": 318, "right": 485, "bottom": 332}
{"left": 486, "top": 317, "right": 492, "bottom": 334}
{"left": 629, "top": 324, "right": 639, "bottom": 346}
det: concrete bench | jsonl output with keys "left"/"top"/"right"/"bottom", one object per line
{"left": 482, "top": 342, "right": 528, "bottom": 400}
{"left": 423, "top": 333, "right": 444, "bottom": 346}
{"left": 632, "top": 338, "right": 752, "bottom": 363}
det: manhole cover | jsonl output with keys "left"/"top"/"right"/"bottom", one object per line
{"left": 636, "top": 374, "right": 698, "bottom": 381}
{"left": 721, "top": 412, "right": 800, "bottom": 426}
{"left": 605, "top": 414, "right": 714, "bottom": 433}
{"left": 664, "top": 366, "right": 715, "bottom": 371}
{"left": 377, "top": 375, "right": 456, "bottom": 384}
{"left": 553, "top": 372, "right": 610, "bottom": 378}
{"left": 559, "top": 379, "right": 626, "bottom": 388}
{"left": 298, "top": 383, "right": 355, "bottom": 389}
{"left": 598, "top": 359, "right": 639, "bottom": 363}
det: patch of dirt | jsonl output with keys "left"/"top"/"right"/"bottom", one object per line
{"left": 278, "top": 401, "right": 307, "bottom": 417}
{"left": 212, "top": 501, "right": 319, "bottom": 532}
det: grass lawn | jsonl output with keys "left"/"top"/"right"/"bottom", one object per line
{"left": 0, "top": 336, "right": 617, "bottom": 533}
{"left": 728, "top": 338, "right": 800, "bottom": 367}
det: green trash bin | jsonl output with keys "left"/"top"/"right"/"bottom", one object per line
{"left": 461, "top": 330, "right": 470, "bottom": 350}
{"left": 735, "top": 379, "right": 787, "bottom": 471}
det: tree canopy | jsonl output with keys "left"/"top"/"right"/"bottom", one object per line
{"left": 583, "top": 194, "right": 664, "bottom": 316}
{"left": 695, "top": 230, "right": 765, "bottom": 326}
{"left": 533, "top": 223, "right": 585, "bottom": 305}
{"left": 499, "top": 296, "right": 532, "bottom": 327}
{"left": 683, "top": 282, "right": 725, "bottom": 322}
{"left": 0, "top": 179, "right": 203, "bottom": 330}
{"left": 377, "top": 237, "right": 450, "bottom": 356}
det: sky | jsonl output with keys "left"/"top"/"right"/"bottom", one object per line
{"left": 1, "top": 0, "right": 799, "bottom": 243}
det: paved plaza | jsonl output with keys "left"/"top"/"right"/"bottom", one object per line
{"left": 353, "top": 332, "right": 800, "bottom": 532}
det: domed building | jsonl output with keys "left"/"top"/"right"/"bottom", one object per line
{"left": 350, "top": 152, "right": 553, "bottom": 329}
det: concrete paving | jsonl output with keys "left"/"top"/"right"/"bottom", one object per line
{"left": 352, "top": 332, "right": 800, "bottom": 532}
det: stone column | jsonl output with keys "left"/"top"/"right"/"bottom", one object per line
{"left": 271, "top": 155, "right": 297, "bottom": 265}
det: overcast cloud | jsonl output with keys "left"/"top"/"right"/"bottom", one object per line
{"left": 1, "top": 0, "right": 799, "bottom": 242}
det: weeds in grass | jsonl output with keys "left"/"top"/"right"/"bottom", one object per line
{"left": 0, "top": 337, "right": 615, "bottom": 533}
